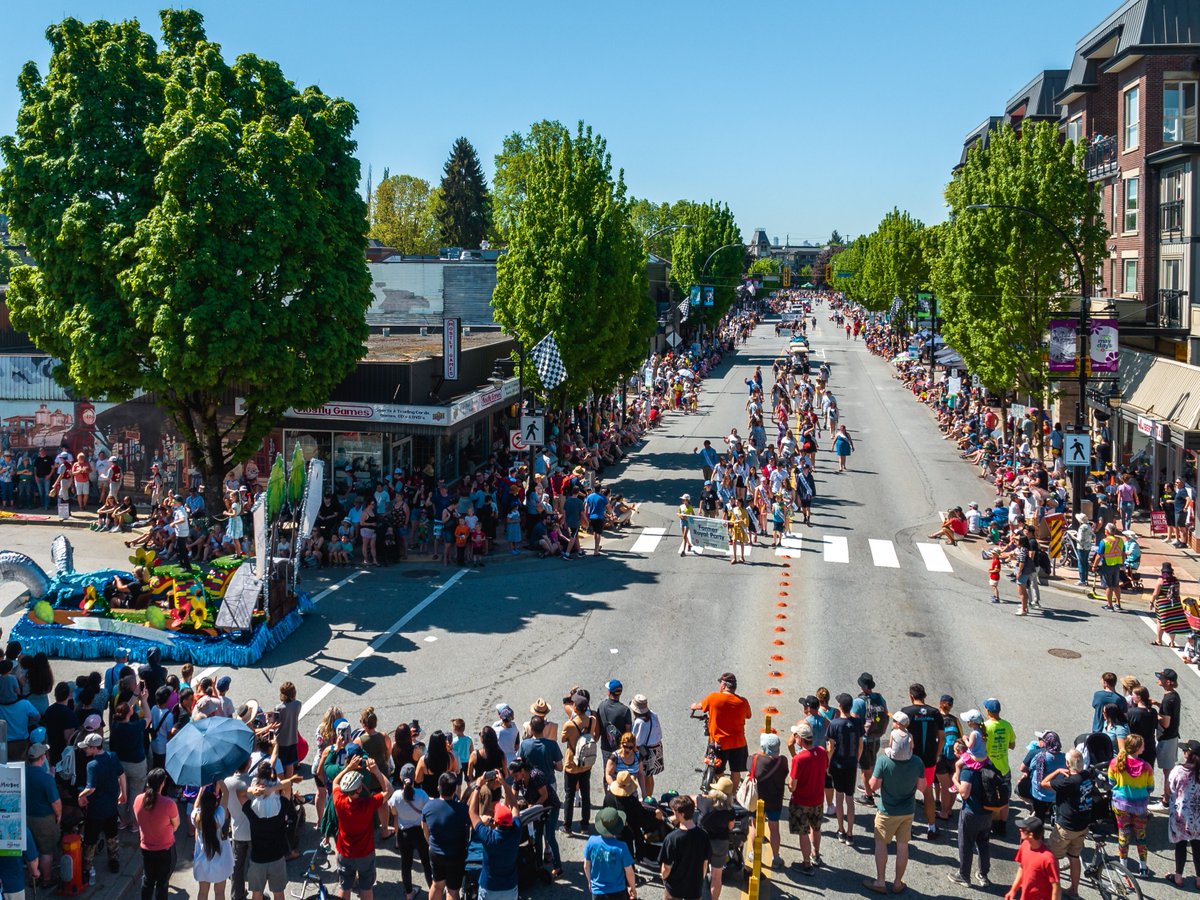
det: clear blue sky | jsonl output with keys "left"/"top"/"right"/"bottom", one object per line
{"left": 0, "top": 0, "right": 1109, "bottom": 243}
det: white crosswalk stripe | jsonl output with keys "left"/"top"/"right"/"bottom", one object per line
{"left": 869, "top": 539, "right": 900, "bottom": 568}
{"left": 630, "top": 527, "right": 666, "bottom": 554}
{"left": 916, "top": 542, "right": 954, "bottom": 572}
{"left": 775, "top": 534, "right": 804, "bottom": 558}
{"left": 823, "top": 535, "right": 849, "bottom": 563}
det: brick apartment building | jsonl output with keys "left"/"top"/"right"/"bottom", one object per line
{"left": 958, "top": 0, "right": 1200, "bottom": 521}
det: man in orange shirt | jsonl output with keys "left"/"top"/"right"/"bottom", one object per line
{"left": 691, "top": 673, "right": 753, "bottom": 787}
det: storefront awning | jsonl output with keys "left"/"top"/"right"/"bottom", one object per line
{"left": 1120, "top": 349, "right": 1200, "bottom": 449}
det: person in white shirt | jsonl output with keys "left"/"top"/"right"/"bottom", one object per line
{"left": 965, "top": 502, "right": 983, "bottom": 535}
{"left": 493, "top": 704, "right": 520, "bottom": 765}
{"left": 95, "top": 450, "right": 114, "bottom": 503}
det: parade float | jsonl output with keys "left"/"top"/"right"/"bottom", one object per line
{"left": 0, "top": 447, "right": 325, "bottom": 667}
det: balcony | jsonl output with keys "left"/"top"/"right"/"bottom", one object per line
{"left": 1084, "top": 135, "right": 1118, "bottom": 180}
{"left": 1161, "top": 199, "right": 1185, "bottom": 241}
{"left": 1151, "top": 289, "right": 1189, "bottom": 330}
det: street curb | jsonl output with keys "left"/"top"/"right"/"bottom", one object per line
{"left": 1, "top": 515, "right": 91, "bottom": 529}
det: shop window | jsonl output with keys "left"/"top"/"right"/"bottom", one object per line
{"left": 332, "top": 433, "right": 384, "bottom": 494}
{"left": 283, "top": 430, "right": 332, "bottom": 468}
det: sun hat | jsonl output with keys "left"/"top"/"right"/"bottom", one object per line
{"left": 760, "top": 732, "right": 781, "bottom": 755}
{"left": 595, "top": 806, "right": 626, "bottom": 837}
{"left": 610, "top": 771, "right": 638, "bottom": 798}
{"left": 630, "top": 694, "right": 649, "bottom": 715}
{"left": 530, "top": 698, "right": 551, "bottom": 716}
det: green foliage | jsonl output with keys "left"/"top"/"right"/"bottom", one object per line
{"left": 828, "top": 229, "right": 844, "bottom": 246}
{"left": 667, "top": 201, "right": 742, "bottom": 325}
{"left": 747, "top": 257, "right": 780, "bottom": 276}
{"left": 371, "top": 172, "right": 439, "bottom": 254}
{"left": 491, "top": 120, "right": 569, "bottom": 243}
{"left": 491, "top": 120, "right": 651, "bottom": 403}
{"left": 436, "top": 137, "right": 490, "bottom": 249}
{"left": 831, "top": 236, "right": 869, "bottom": 301}
{"left": 0, "top": 247, "right": 21, "bottom": 284}
{"left": 931, "top": 121, "right": 1107, "bottom": 396}
{"left": 855, "top": 209, "right": 931, "bottom": 311}
{"left": 0, "top": 9, "right": 372, "bottom": 488}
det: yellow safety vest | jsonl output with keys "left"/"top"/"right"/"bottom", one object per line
{"left": 1101, "top": 537, "right": 1123, "bottom": 566}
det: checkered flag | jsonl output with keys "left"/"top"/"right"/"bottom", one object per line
{"left": 529, "top": 332, "right": 568, "bottom": 390}
{"left": 889, "top": 296, "right": 903, "bottom": 319}
{"left": 678, "top": 296, "right": 690, "bottom": 322}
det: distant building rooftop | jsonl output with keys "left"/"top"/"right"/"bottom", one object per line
{"left": 362, "top": 329, "right": 510, "bottom": 363}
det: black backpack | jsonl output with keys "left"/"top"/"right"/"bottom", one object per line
{"left": 979, "top": 763, "right": 1010, "bottom": 810}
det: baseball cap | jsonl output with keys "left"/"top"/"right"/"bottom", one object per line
{"left": 216, "top": 676, "right": 232, "bottom": 692}
{"left": 792, "top": 722, "right": 814, "bottom": 740}
{"left": 496, "top": 704, "right": 514, "bottom": 720}
{"left": 83, "top": 714, "right": 103, "bottom": 732}
{"left": 82, "top": 733, "right": 104, "bottom": 749}
{"left": 835, "top": 692, "right": 853, "bottom": 707}
{"left": 334, "top": 718, "right": 350, "bottom": 734}
{"left": 605, "top": 679, "right": 623, "bottom": 693}
{"left": 493, "top": 803, "right": 514, "bottom": 827}
{"left": 27, "top": 743, "right": 48, "bottom": 760}
{"left": 892, "top": 711, "right": 910, "bottom": 726}
{"left": 802, "top": 695, "right": 819, "bottom": 709}
{"left": 961, "top": 708, "right": 983, "bottom": 724}
{"left": 983, "top": 698, "right": 1001, "bottom": 714}
{"left": 1016, "top": 814, "right": 1044, "bottom": 832}
{"left": 1158, "top": 668, "right": 1179, "bottom": 682}
{"left": 939, "top": 694, "right": 954, "bottom": 705}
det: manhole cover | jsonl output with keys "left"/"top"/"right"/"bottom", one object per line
{"left": 402, "top": 570, "right": 438, "bottom": 579}
{"left": 1048, "top": 648, "right": 1082, "bottom": 659}
{"left": 904, "top": 631, "right": 926, "bottom": 638}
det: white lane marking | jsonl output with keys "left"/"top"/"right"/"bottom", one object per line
{"left": 869, "top": 539, "right": 900, "bottom": 568}
{"left": 631, "top": 527, "right": 666, "bottom": 554}
{"left": 775, "top": 534, "right": 803, "bottom": 559}
{"left": 917, "top": 542, "right": 954, "bottom": 573}
{"left": 299, "top": 569, "right": 468, "bottom": 720}
{"left": 423, "top": 636, "right": 438, "bottom": 643}
{"left": 193, "top": 570, "right": 366, "bottom": 681}
{"left": 823, "top": 535, "right": 849, "bottom": 563}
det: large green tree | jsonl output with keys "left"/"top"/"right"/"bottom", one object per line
{"left": 857, "top": 208, "right": 930, "bottom": 310}
{"left": 371, "top": 171, "right": 439, "bottom": 254}
{"left": 931, "top": 121, "right": 1106, "bottom": 399}
{"left": 436, "top": 137, "right": 490, "bottom": 249}
{"left": 491, "top": 119, "right": 569, "bottom": 243}
{"left": 0, "top": 9, "right": 372, "bottom": 501}
{"left": 667, "top": 201, "right": 742, "bottom": 325}
{"left": 491, "top": 120, "right": 651, "bottom": 403}
{"left": 0, "top": 247, "right": 21, "bottom": 284}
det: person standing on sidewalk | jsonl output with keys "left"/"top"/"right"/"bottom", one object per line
{"left": 949, "top": 732, "right": 995, "bottom": 889}
{"left": 110, "top": 697, "right": 149, "bottom": 831}
{"left": 983, "top": 699, "right": 1016, "bottom": 838}
{"left": 1093, "top": 524, "right": 1124, "bottom": 611}
{"left": 332, "top": 756, "right": 389, "bottom": 900}
{"left": 659, "top": 795, "right": 710, "bottom": 900}
{"left": 597, "top": 681, "right": 631, "bottom": 774}
{"left": 134, "top": 768, "right": 177, "bottom": 900}
{"left": 422, "top": 773, "right": 470, "bottom": 900}
{"left": 24, "top": 743, "right": 60, "bottom": 891}
{"left": 1072, "top": 514, "right": 1093, "bottom": 587}
{"left": 78, "top": 732, "right": 125, "bottom": 884}
{"left": 1154, "top": 668, "right": 1183, "bottom": 809}
{"left": 561, "top": 692, "right": 599, "bottom": 836}
{"left": 864, "top": 730, "right": 925, "bottom": 895}
{"left": 1005, "top": 815, "right": 1059, "bottom": 900}
{"left": 787, "top": 722, "right": 827, "bottom": 875}
{"left": 224, "top": 757, "right": 254, "bottom": 900}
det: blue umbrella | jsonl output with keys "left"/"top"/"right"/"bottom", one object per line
{"left": 165, "top": 716, "right": 254, "bottom": 786}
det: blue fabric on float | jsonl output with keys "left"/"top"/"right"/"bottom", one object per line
{"left": 9, "top": 592, "right": 315, "bottom": 666}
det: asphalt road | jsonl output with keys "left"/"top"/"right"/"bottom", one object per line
{"left": 2, "top": 313, "right": 1194, "bottom": 898}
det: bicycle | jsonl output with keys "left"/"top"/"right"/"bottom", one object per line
{"left": 689, "top": 709, "right": 725, "bottom": 792}
{"left": 1079, "top": 825, "right": 1143, "bottom": 900}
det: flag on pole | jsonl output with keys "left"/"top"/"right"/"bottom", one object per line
{"left": 678, "top": 297, "right": 690, "bottom": 322}
{"left": 529, "top": 333, "right": 568, "bottom": 390}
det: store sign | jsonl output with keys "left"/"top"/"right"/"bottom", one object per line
{"left": 443, "top": 317, "right": 460, "bottom": 382}
{"left": 1137, "top": 415, "right": 1155, "bottom": 436}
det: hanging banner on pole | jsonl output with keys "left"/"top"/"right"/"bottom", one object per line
{"left": 443, "top": 317, "right": 461, "bottom": 381}
{"left": 1048, "top": 319, "right": 1078, "bottom": 374}
{"left": 1088, "top": 319, "right": 1119, "bottom": 376}
{"left": 689, "top": 285, "right": 702, "bottom": 307}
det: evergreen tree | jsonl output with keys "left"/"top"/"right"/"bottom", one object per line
{"left": 436, "top": 137, "right": 490, "bottom": 249}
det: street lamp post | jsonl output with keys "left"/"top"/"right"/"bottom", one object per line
{"left": 695, "top": 243, "right": 745, "bottom": 338}
{"left": 965, "top": 203, "right": 1090, "bottom": 514}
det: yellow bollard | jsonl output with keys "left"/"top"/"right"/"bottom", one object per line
{"left": 764, "top": 714, "right": 773, "bottom": 734}
{"left": 751, "top": 798, "right": 765, "bottom": 881}
{"left": 748, "top": 874, "right": 760, "bottom": 900}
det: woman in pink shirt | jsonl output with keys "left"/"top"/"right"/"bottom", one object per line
{"left": 133, "top": 769, "right": 178, "bottom": 899}
{"left": 71, "top": 453, "right": 92, "bottom": 512}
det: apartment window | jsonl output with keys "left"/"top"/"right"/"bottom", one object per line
{"left": 1066, "top": 115, "right": 1083, "bottom": 143}
{"left": 1163, "top": 81, "right": 1198, "bottom": 143}
{"left": 1123, "top": 259, "right": 1138, "bottom": 295}
{"left": 1111, "top": 183, "right": 1120, "bottom": 232}
{"left": 1123, "top": 85, "right": 1140, "bottom": 150}
{"left": 1124, "top": 177, "right": 1138, "bottom": 232}
{"left": 1164, "top": 258, "right": 1182, "bottom": 290}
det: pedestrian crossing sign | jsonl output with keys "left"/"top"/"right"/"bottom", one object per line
{"left": 1064, "top": 433, "right": 1091, "bottom": 467}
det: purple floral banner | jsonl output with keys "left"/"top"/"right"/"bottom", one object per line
{"left": 1048, "top": 319, "right": 1078, "bottom": 374}
{"left": 1089, "top": 319, "right": 1119, "bottom": 375}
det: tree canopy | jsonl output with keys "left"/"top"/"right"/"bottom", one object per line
{"left": 0, "top": 247, "right": 21, "bottom": 284}
{"left": 370, "top": 170, "right": 439, "bottom": 254}
{"left": 666, "top": 201, "right": 743, "bottom": 325}
{"left": 0, "top": 9, "right": 372, "bottom": 494}
{"left": 931, "top": 121, "right": 1107, "bottom": 397}
{"left": 747, "top": 257, "right": 781, "bottom": 276}
{"left": 491, "top": 120, "right": 651, "bottom": 403}
{"left": 853, "top": 208, "right": 931, "bottom": 311}
{"left": 436, "top": 137, "right": 490, "bottom": 249}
